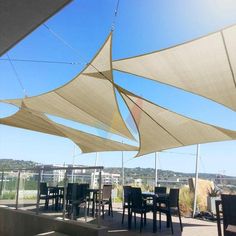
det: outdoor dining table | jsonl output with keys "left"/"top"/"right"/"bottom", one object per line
{"left": 48, "top": 186, "right": 64, "bottom": 211}
{"left": 127, "top": 191, "right": 169, "bottom": 233}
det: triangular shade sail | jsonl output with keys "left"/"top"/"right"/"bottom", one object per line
{"left": 118, "top": 87, "right": 236, "bottom": 157}
{"left": 0, "top": 105, "right": 138, "bottom": 153}
{"left": 2, "top": 33, "right": 134, "bottom": 140}
{"left": 0, "top": 0, "right": 72, "bottom": 56}
{"left": 113, "top": 25, "right": 236, "bottom": 111}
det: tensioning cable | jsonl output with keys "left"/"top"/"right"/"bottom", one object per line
{"left": 0, "top": 58, "right": 80, "bottom": 65}
{"left": 6, "top": 54, "right": 27, "bottom": 97}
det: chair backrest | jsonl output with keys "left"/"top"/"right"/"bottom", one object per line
{"left": 169, "top": 188, "right": 179, "bottom": 208}
{"left": 40, "top": 182, "right": 48, "bottom": 196}
{"left": 77, "top": 183, "right": 89, "bottom": 200}
{"left": 67, "top": 183, "right": 76, "bottom": 200}
{"left": 103, "top": 185, "right": 112, "bottom": 200}
{"left": 123, "top": 186, "right": 132, "bottom": 203}
{"left": 221, "top": 194, "right": 236, "bottom": 235}
{"left": 131, "top": 187, "right": 143, "bottom": 209}
{"left": 155, "top": 186, "right": 167, "bottom": 195}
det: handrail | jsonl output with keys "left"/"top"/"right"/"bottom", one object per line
{"left": 0, "top": 166, "right": 104, "bottom": 172}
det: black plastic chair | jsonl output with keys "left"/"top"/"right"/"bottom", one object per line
{"left": 130, "top": 187, "right": 151, "bottom": 232}
{"left": 157, "top": 188, "right": 182, "bottom": 234}
{"left": 155, "top": 186, "right": 167, "bottom": 195}
{"left": 70, "top": 183, "right": 89, "bottom": 220}
{"left": 66, "top": 183, "right": 76, "bottom": 207}
{"left": 219, "top": 194, "right": 236, "bottom": 236}
{"left": 122, "top": 186, "right": 132, "bottom": 224}
{"left": 39, "top": 182, "right": 54, "bottom": 209}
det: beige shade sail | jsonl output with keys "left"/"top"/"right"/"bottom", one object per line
{"left": 1, "top": 33, "right": 134, "bottom": 140}
{"left": 0, "top": 0, "right": 72, "bottom": 56}
{"left": 113, "top": 25, "right": 236, "bottom": 111}
{"left": 0, "top": 104, "right": 138, "bottom": 153}
{"left": 118, "top": 86, "right": 236, "bottom": 157}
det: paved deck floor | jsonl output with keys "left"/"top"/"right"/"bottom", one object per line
{"left": 101, "top": 204, "right": 218, "bottom": 236}
{"left": 0, "top": 200, "right": 219, "bottom": 236}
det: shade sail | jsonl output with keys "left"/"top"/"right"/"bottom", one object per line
{"left": 113, "top": 25, "right": 236, "bottom": 111}
{"left": 2, "top": 33, "right": 134, "bottom": 140}
{"left": 0, "top": 0, "right": 72, "bottom": 56}
{"left": 118, "top": 87, "right": 236, "bottom": 157}
{"left": 0, "top": 104, "right": 138, "bottom": 153}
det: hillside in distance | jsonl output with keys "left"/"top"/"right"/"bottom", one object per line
{"left": 0, "top": 159, "right": 37, "bottom": 169}
{"left": 0, "top": 159, "right": 232, "bottom": 180}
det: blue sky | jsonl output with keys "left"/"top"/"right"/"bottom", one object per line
{"left": 0, "top": 0, "right": 236, "bottom": 176}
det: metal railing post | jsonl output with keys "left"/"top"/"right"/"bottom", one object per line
{"left": 97, "top": 169, "right": 102, "bottom": 228}
{"left": 36, "top": 169, "right": 42, "bottom": 215}
{"left": 63, "top": 170, "right": 68, "bottom": 220}
{"left": 0, "top": 171, "right": 4, "bottom": 197}
{"left": 193, "top": 144, "right": 200, "bottom": 217}
{"left": 15, "top": 171, "right": 21, "bottom": 210}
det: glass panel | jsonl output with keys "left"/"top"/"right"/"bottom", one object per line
{"left": 17, "top": 171, "right": 38, "bottom": 212}
{"left": 0, "top": 171, "right": 17, "bottom": 208}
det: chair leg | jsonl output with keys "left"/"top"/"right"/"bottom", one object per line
{"left": 87, "top": 200, "right": 90, "bottom": 215}
{"left": 72, "top": 206, "right": 77, "bottom": 220}
{"left": 140, "top": 213, "right": 143, "bottom": 233}
{"left": 122, "top": 206, "right": 125, "bottom": 224}
{"left": 130, "top": 211, "right": 133, "bottom": 228}
{"left": 166, "top": 213, "right": 170, "bottom": 228}
{"left": 169, "top": 214, "right": 174, "bottom": 235}
{"left": 108, "top": 203, "right": 110, "bottom": 216}
{"left": 159, "top": 211, "right": 161, "bottom": 230}
{"left": 110, "top": 202, "right": 113, "bottom": 217}
{"left": 134, "top": 213, "right": 136, "bottom": 228}
{"left": 178, "top": 208, "right": 183, "bottom": 232}
{"left": 45, "top": 199, "right": 49, "bottom": 209}
{"left": 102, "top": 204, "right": 105, "bottom": 218}
{"left": 144, "top": 212, "right": 146, "bottom": 225}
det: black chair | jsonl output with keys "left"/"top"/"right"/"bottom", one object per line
{"left": 157, "top": 188, "right": 182, "bottom": 234}
{"left": 70, "top": 183, "right": 89, "bottom": 220}
{"left": 217, "top": 194, "right": 236, "bottom": 236}
{"left": 39, "top": 182, "right": 54, "bottom": 209}
{"left": 66, "top": 183, "right": 76, "bottom": 206}
{"left": 122, "top": 186, "right": 132, "bottom": 224}
{"left": 155, "top": 186, "right": 167, "bottom": 195}
{"left": 130, "top": 187, "right": 151, "bottom": 232}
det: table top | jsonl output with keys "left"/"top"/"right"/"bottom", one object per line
{"left": 48, "top": 186, "right": 64, "bottom": 189}
{"left": 142, "top": 192, "right": 168, "bottom": 197}
{"left": 87, "top": 188, "right": 100, "bottom": 192}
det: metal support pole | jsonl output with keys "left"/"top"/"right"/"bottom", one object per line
{"left": 193, "top": 144, "right": 200, "bottom": 217}
{"left": 15, "top": 171, "right": 21, "bottom": 210}
{"left": 0, "top": 171, "right": 4, "bottom": 197}
{"left": 121, "top": 150, "right": 125, "bottom": 204}
{"left": 36, "top": 169, "right": 42, "bottom": 215}
{"left": 93, "top": 153, "right": 99, "bottom": 188}
{"left": 122, "top": 151, "right": 124, "bottom": 187}
{"left": 97, "top": 170, "right": 102, "bottom": 228}
{"left": 72, "top": 145, "right": 76, "bottom": 183}
{"left": 63, "top": 170, "right": 68, "bottom": 220}
{"left": 154, "top": 152, "right": 158, "bottom": 187}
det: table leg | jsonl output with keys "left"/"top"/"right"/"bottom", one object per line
{"left": 153, "top": 196, "right": 157, "bottom": 233}
{"left": 92, "top": 193, "right": 95, "bottom": 217}
{"left": 128, "top": 196, "right": 131, "bottom": 229}
{"left": 216, "top": 200, "right": 222, "bottom": 236}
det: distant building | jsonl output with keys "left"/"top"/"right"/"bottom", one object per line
{"left": 92, "top": 171, "right": 120, "bottom": 186}
{"left": 41, "top": 164, "right": 66, "bottom": 184}
{"left": 41, "top": 164, "right": 89, "bottom": 185}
